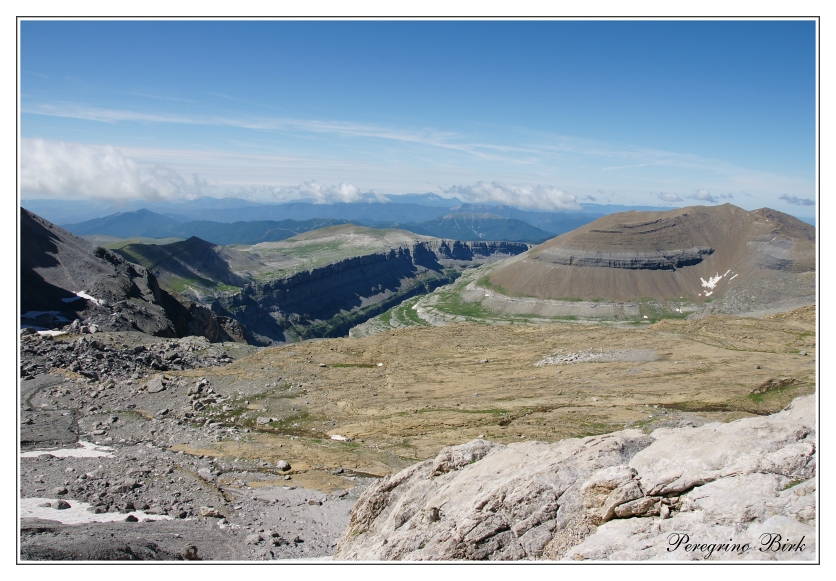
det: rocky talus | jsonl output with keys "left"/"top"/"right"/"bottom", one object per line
{"left": 334, "top": 395, "right": 816, "bottom": 561}
{"left": 19, "top": 331, "right": 233, "bottom": 382}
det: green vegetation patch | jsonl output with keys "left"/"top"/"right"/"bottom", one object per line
{"left": 434, "top": 291, "right": 495, "bottom": 320}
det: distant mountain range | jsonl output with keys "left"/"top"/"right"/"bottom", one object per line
{"left": 24, "top": 194, "right": 813, "bottom": 245}
{"left": 57, "top": 208, "right": 563, "bottom": 244}
{"left": 387, "top": 213, "right": 553, "bottom": 243}
{"left": 22, "top": 193, "right": 691, "bottom": 226}
{"left": 59, "top": 210, "right": 353, "bottom": 245}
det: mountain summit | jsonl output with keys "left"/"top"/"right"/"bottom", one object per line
{"left": 487, "top": 204, "right": 814, "bottom": 303}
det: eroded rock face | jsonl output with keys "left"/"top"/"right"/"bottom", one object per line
{"left": 534, "top": 246, "right": 714, "bottom": 270}
{"left": 334, "top": 430, "right": 654, "bottom": 560}
{"left": 334, "top": 395, "right": 816, "bottom": 561}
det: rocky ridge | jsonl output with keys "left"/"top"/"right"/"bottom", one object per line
{"left": 21, "top": 208, "right": 244, "bottom": 343}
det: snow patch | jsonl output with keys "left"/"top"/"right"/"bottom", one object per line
{"left": 700, "top": 269, "right": 734, "bottom": 295}
{"left": 73, "top": 290, "right": 106, "bottom": 306}
{"left": 37, "top": 330, "right": 67, "bottom": 337}
{"left": 21, "top": 441, "right": 114, "bottom": 459}
{"left": 20, "top": 497, "right": 172, "bottom": 525}
{"left": 330, "top": 435, "right": 348, "bottom": 441}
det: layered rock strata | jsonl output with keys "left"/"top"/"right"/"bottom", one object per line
{"left": 533, "top": 246, "right": 714, "bottom": 270}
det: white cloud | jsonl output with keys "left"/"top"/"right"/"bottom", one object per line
{"left": 271, "top": 181, "right": 389, "bottom": 205}
{"left": 20, "top": 138, "right": 202, "bottom": 201}
{"left": 444, "top": 181, "right": 581, "bottom": 211}
{"left": 779, "top": 194, "right": 815, "bottom": 207}
{"left": 690, "top": 189, "right": 716, "bottom": 202}
{"left": 656, "top": 192, "right": 683, "bottom": 202}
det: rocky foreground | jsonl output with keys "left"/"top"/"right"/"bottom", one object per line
{"left": 19, "top": 332, "right": 374, "bottom": 561}
{"left": 335, "top": 395, "right": 816, "bottom": 561}
{"left": 19, "top": 317, "right": 817, "bottom": 561}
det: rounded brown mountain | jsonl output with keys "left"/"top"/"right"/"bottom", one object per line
{"left": 487, "top": 204, "right": 814, "bottom": 303}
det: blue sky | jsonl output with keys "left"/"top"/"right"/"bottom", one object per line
{"left": 19, "top": 19, "right": 816, "bottom": 215}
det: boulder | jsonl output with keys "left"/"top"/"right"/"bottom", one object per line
{"left": 146, "top": 374, "right": 166, "bottom": 393}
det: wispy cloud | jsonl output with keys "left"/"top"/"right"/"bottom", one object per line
{"left": 687, "top": 189, "right": 733, "bottom": 204}
{"left": 20, "top": 138, "right": 204, "bottom": 201}
{"left": 22, "top": 102, "right": 529, "bottom": 163}
{"left": 779, "top": 194, "right": 815, "bottom": 206}
{"left": 444, "top": 181, "right": 581, "bottom": 211}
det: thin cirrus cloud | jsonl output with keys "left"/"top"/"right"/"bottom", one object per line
{"left": 22, "top": 102, "right": 530, "bottom": 163}
{"left": 779, "top": 194, "right": 815, "bottom": 207}
{"left": 444, "top": 181, "right": 581, "bottom": 211}
{"left": 28, "top": 101, "right": 766, "bottom": 174}
{"left": 20, "top": 138, "right": 204, "bottom": 201}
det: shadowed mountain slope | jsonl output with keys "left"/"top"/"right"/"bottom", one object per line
{"left": 20, "top": 208, "right": 246, "bottom": 342}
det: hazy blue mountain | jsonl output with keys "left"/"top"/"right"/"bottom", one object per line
{"left": 59, "top": 209, "right": 184, "bottom": 238}
{"left": 21, "top": 196, "right": 259, "bottom": 225}
{"left": 61, "top": 210, "right": 353, "bottom": 245}
{"left": 186, "top": 202, "right": 453, "bottom": 224}
{"left": 385, "top": 193, "right": 464, "bottom": 206}
{"left": 397, "top": 213, "right": 553, "bottom": 243}
{"left": 21, "top": 199, "right": 127, "bottom": 225}
{"left": 62, "top": 208, "right": 561, "bottom": 244}
{"left": 447, "top": 204, "right": 600, "bottom": 233}
{"left": 170, "top": 218, "right": 351, "bottom": 245}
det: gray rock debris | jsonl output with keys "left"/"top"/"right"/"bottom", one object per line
{"left": 19, "top": 334, "right": 234, "bottom": 381}
{"left": 334, "top": 395, "right": 816, "bottom": 561}
{"left": 146, "top": 374, "right": 167, "bottom": 393}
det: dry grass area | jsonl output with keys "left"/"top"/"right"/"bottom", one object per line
{"left": 178, "top": 307, "right": 816, "bottom": 481}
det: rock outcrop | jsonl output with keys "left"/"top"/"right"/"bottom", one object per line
{"left": 334, "top": 395, "right": 816, "bottom": 561}
{"left": 533, "top": 246, "right": 714, "bottom": 270}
